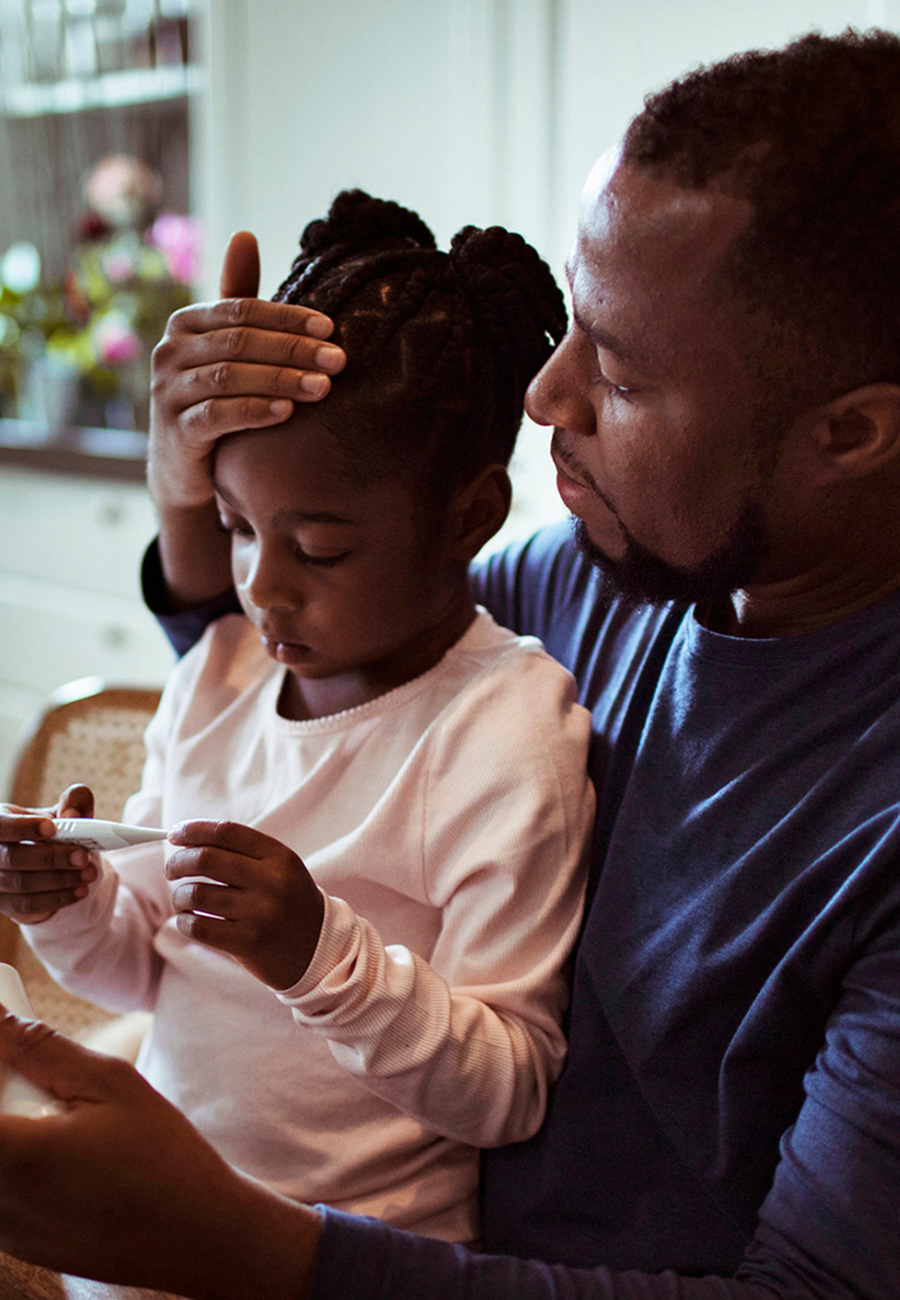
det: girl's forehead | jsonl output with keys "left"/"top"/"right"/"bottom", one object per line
{"left": 214, "top": 419, "right": 414, "bottom": 518}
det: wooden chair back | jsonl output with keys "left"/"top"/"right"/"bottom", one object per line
{"left": 2, "top": 677, "right": 161, "bottom": 1033}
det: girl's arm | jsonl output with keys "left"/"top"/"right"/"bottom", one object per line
{"left": 278, "top": 648, "right": 595, "bottom": 1147}
{"left": 19, "top": 678, "right": 189, "bottom": 1014}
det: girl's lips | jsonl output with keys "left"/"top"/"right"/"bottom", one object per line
{"left": 261, "top": 637, "right": 313, "bottom": 666}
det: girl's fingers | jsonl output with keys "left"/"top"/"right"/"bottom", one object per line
{"left": 165, "top": 846, "right": 258, "bottom": 888}
{"left": 0, "top": 867, "right": 93, "bottom": 895}
{"left": 169, "top": 819, "right": 282, "bottom": 859}
{"left": 0, "top": 814, "right": 56, "bottom": 843}
{"left": 3, "top": 886, "right": 87, "bottom": 919}
{"left": 174, "top": 910, "right": 241, "bottom": 953}
{"left": 171, "top": 880, "right": 239, "bottom": 920}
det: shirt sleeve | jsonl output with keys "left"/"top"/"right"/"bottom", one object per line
{"left": 305, "top": 901, "right": 900, "bottom": 1300}
{"left": 278, "top": 647, "right": 595, "bottom": 1148}
{"left": 20, "top": 662, "right": 192, "bottom": 1013}
{"left": 311, "top": 1208, "right": 777, "bottom": 1300}
{"left": 141, "top": 538, "right": 242, "bottom": 658}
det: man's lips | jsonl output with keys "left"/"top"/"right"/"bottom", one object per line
{"left": 551, "top": 446, "right": 598, "bottom": 515}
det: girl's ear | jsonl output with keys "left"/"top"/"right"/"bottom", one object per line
{"left": 448, "top": 465, "right": 512, "bottom": 562}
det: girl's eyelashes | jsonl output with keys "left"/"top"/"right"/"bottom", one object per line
{"left": 217, "top": 509, "right": 351, "bottom": 567}
{"left": 218, "top": 514, "right": 251, "bottom": 536}
{"left": 295, "top": 547, "right": 350, "bottom": 568}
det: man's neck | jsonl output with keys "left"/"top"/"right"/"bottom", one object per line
{"left": 706, "top": 564, "right": 900, "bottom": 639}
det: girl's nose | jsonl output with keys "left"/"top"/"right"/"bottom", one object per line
{"left": 244, "top": 545, "right": 301, "bottom": 612}
{"left": 525, "top": 331, "right": 596, "bottom": 438}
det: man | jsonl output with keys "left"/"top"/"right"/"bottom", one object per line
{"left": 1, "top": 27, "right": 899, "bottom": 1299}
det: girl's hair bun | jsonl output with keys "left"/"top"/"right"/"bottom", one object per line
{"left": 300, "top": 189, "right": 437, "bottom": 261}
{"left": 449, "top": 224, "right": 566, "bottom": 341}
{"left": 448, "top": 223, "right": 568, "bottom": 357}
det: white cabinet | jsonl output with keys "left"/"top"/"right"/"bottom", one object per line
{"left": 0, "top": 465, "right": 175, "bottom": 797}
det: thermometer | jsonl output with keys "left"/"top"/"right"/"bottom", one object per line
{"left": 52, "top": 818, "right": 170, "bottom": 851}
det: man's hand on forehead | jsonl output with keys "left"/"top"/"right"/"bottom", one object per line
{"left": 148, "top": 231, "right": 347, "bottom": 512}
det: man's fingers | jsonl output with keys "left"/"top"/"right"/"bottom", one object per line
{"left": 168, "top": 295, "right": 338, "bottom": 345}
{"left": 179, "top": 353, "right": 340, "bottom": 403}
{"left": 219, "top": 230, "right": 260, "bottom": 300}
{"left": 174, "top": 325, "right": 345, "bottom": 379}
{"left": 0, "top": 1010, "right": 133, "bottom": 1105}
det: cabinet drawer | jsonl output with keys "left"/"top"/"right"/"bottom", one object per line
{"left": 0, "top": 467, "right": 158, "bottom": 600}
{"left": 0, "top": 578, "right": 174, "bottom": 694}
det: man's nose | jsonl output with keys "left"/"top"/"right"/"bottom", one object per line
{"left": 525, "top": 331, "right": 595, "bottom": 436}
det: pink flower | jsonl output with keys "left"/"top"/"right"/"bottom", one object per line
{"left": 147, "top": 212, "right": 201, "bottom": 285}
{"left": 102, "top": 250, "right": 137, "bottom": 283}
{"left": 84, "top": 155, "right": 162, "bottom": 229}
{"left": 94, "top": 314, "right": 142, "bottom": 365}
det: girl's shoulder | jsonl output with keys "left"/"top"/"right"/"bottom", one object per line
{"left": 163, "top": 613, "right": 271, "bottom": 713}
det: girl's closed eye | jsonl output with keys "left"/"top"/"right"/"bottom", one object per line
{"left": 293, "top": 545, "right": 350, "bottom": 568}
{"left": 218, "top": 513, "right": 252, "bottom": 536}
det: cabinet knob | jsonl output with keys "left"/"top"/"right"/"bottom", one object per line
{"left": 101, "top": 624, "right": 127, "bottom": 649}
{"left": 97, "top": 501, "right": 124, "bottom": 527}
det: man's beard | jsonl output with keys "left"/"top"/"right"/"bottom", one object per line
{"left": 573, "top": 497, "right": 770, "bottom": 610}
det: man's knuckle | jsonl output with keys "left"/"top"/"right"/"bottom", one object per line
{"left": 211, "top": 362, "right": 233, "bottom": 392}
{"left": 226, "top": 297, "right": 252, "bottom": 325}
{"left": 225, "top": 326, "right": 248, "bottom": 357}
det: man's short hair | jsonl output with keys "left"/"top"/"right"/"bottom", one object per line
{"left": 622, "top": 29, "right": 900, "bottom": 407}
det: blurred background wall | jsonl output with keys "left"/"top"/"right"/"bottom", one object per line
{"left": 0, "top": 0, "right": 897, "bottom": 793}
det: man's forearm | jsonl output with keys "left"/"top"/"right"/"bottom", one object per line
{"left": 311, "top": 1210, "right": 787, "bottom": 1300}
{"left": 154, "top": 500, "right": 233, "bottom": 611}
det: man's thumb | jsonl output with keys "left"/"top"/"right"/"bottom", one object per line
{"left": 0, "top": 1010, "right": 119, "bottom": 1105}
{"left": 220, "top": 230, "right": 261, "bottom": 299}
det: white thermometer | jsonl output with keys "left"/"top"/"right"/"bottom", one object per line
{"left": 0, "top": 963, "right": 63, "bottom": 1117}
{"left": 52, "top": 818, "right": 170, "bottom": 851}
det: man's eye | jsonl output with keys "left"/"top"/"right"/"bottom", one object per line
{"left": 599, "top": 374, "right": 632, "bottom": 399}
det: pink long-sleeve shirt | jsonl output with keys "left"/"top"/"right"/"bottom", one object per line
{"left": 26, "top": 609, "right": 594, "bottom": 1242}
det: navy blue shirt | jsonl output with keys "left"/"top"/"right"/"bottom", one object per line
{"left": 146, "top": 523, "right": 900, "bottom": 1298}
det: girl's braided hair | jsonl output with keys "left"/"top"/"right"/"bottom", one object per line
{"left": 273, "top": 189, "right": 567, "bottom": 497}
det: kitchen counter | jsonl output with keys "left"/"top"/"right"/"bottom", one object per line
{"left": 0, "top": 420, "right": 147, "bottom": 483}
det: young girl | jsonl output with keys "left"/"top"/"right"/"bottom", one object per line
{"left": 19, "top": 191, "right": 594, "bottom": 1245}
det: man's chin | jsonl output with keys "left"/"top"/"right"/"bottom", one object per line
{"left": 572, "top": 510, "right": 770, "bottom": 610}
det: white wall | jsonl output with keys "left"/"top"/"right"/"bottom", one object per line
{"left": 199, "top": 0, "right": 900, "bottom": 546}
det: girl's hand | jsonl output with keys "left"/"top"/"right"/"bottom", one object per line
{"left": 148, "top": 230, "right": 346, "bottom": 514}
{"left": 166, "top": 820, "right": 325, "bottom": 991}
{"left": 0, "top": 786, "right": 98, "bottom": 924}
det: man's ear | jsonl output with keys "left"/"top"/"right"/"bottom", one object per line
{"left": 448, "top": 465, "right": 512, "bottom": 562}
{"left": 807, "top": 383, "right": 900, "bottom": 479}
